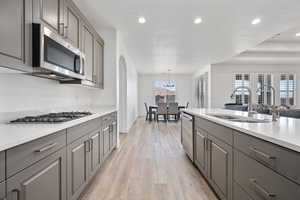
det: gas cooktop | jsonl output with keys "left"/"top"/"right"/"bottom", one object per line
{"left": 10, "top": 111, "right": 93, "bottom": 123}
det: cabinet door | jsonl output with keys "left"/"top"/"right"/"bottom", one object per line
{"left": 112, "top": 121, "right": 117, "bottom": 149}
{"left": 67, "top": 135, "right": 88, "bottom": 200}
{"left": 195, "top": 129, "right": 207, "bottom": 175}
{"left": 90, "top": 132, "right": 100, "bottom": 176}
{"left": 6, "top": 148, "right": 66, "bottom": 200}
{"left": 0, "top": 181, "right": 5, "bottom": 200}
{"left": 207, "top": 135, "right": 232, "bottom": 200}
{"left": 83, "top": 25, "right": 94, "bottom": 81}
{"left": 40, "top": 0, "right": 62, "bottom": 32}
{"left": 0, "top": 152, "right": 4, "bottom": 183}
{"left": 93, "top": 39, "right": 104, "bottom": 88}
{"left": 0, "top": 0, "right": 30, "bottom": 69}
{"left": 64, "top": 3, "right": 80, "bottom": 47}
{"left": 103, "top": 126, "right": 110, "bottom": 159}
{"left": 99, "top": 130, "right": 104, "bottom": 164}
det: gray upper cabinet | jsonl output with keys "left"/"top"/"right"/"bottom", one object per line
{"left": 195, "top": 128, "right": 207, "bottom": 175}
{"left": 0, "top": 0, "right": 32, "bottom": 71}
{"left": 67, "top": 135, "right": 88, "bottom": 200}
{"left": 207, "top": 135, "right": 232, "bottom": 200}
{"left": 6, "top": 148, "right": 67, "bottom": 200}
{"left": 93, "top": 39, "right": 104, "bottom": 88}
{"left": 0, "top": 152, "right": 4, "bottom": 183}
{"left": 82, "top": 25, "right": 94, "bottom": 82}
{"left": 33, "top": 0, "right": 64, "bottom": 35}
{"left": 64, "top": 1, "right": 80, "bottom": 48}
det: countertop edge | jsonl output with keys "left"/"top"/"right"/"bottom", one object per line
{"left": 183, "top": 109, "right": 300, "bottom": 153}
{"left": 0, "top": 108, "right": 117, "bottom": 152}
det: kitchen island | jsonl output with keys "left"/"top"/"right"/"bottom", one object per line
{"left": 182, "top": 108, "right": 300, "bottom": 200}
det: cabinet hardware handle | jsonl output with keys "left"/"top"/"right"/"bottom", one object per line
{"left": 11, "top": 189, "right": 20, "bottom": 200}
{"left": 204, "top": 137, "right": 207, "bottom": 150}
{"left": 249, "top": 147, "right": 276, "bottom": 160}
{"left": 85, "top": 140, "right": 91, "bottom": 152}
{"left": 34, "top": 143, "right": 57, "bottom": 153}
{"left": 90, "top": 138, "right": 93, "bottom": 151}
{"left": 59, "top": 23, "right": 65, "bottom": 36}
{"left": 249, "top": 178, "right": 276, "bottom": 199}
{"left": 64, "top": 26, "right": 68, "bottom": 38}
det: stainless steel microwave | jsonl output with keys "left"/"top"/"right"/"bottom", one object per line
{"left": 32, "top": 23, "right": 85, "bottom": 80}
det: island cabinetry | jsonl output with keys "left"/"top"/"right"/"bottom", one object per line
{"left": 234, "top": 149, "right": 300, "bottom": 200}
{"left": 194, "top": 116, "right": 233, "bottom": 200}
{"left": 0, "top": 182, "right": 4, "bottom": 200}
{"left": 234, "top": 130, "right": 300, "bottom": 185}
{"left": 6, "top": 148, "right": 67, "bottom": 200}
{"left": 0, "top": 152, "right": 4, "bottom": 183}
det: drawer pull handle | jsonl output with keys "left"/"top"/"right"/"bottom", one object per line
{"left": 250, "top": 178, "right": 276, "bottom": 199}
{"left": 249, "top": 147, "right": 276, "bottom": 160}
{"left": 35, "top": 143, "right": 57, "bottom": 153}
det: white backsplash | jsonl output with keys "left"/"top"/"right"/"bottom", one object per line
{"left": 0, "top": 73, "right": 105, "bottom": 121}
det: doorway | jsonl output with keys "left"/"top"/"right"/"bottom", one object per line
{"left": 119, "top": 56, "right": 127, "bottom": 133}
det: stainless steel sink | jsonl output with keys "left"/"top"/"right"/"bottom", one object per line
{"left": 207, "top": 114, "right": 271, "bottom": 123}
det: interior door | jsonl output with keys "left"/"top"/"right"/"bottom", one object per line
{"left": 195, "top": 128, "right": 207, "bottom": 175}
{"left": 6, "top": 149, "right": 66, "bottom": 200}
{"left": 207, "top": 135, "right": 232, "bottom": 200}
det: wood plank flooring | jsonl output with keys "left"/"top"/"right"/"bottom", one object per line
{"left": 80, "top": 118, "right": 218, "bottom": 200}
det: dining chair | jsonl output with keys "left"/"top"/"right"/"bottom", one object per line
{"left": 186, "top": 102, "right": 190, "bottom": 109}
{"left": 168, "top": 102, "right": 179, "bottom": 121}
{"left": 144, "top": 102, "right": 156, "bottom": 121}
{"left": 156, "top": 103, "right": 168, "bottom": 122}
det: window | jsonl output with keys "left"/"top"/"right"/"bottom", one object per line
{"left": 280, "top": 74, "right": 296, "bottom": 105}
{"left": 154, "top": 81, "right": 176, "bottom": 104}
{"left": 257, "top": 74, "right": 273, "bottom": 105}
{"left": 234, "top": 74, "right": 250, "bottom": 104}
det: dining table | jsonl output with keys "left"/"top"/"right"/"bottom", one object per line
{"left": 148, "top": 105, "right": 186, "bottom": 121}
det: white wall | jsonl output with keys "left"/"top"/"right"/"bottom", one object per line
{"left": 0, "top": 28, "right": 118, "bottom": 114}
{"left": 138, "top": 74, "right": 193, "bottom": 116}
{"left": 210, "top": 64, "right": 300, "bottom": 108}
{"left": 117, "top": 33, "right": 138, "bottom": 132}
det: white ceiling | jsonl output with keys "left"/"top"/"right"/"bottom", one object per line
{"left": 73, "top": 0, "right": 300, "bottom": 74}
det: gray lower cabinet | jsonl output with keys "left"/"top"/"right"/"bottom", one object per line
{"left": 207, "top": 135, "right": 232, "bottom": 200}
{"left": 88, "top": 131, "right": 101, "bottom": 178}
{"left": 0, "top": 0, "right": 32, "bottom": 71}
{"left": 194, "top": 128, "right": 207, "bottom": 175}
{"left": 67, "top": 135, "right": 89, "bottom": 200}
{"left": 234, "top": 150, "right": 300, "bottom": 200}
{"left": 110, "top": 121, "right": 117, "bottom": 151}
{"left": 6, "top": 148, "right": 67, "bottom": 200}
{"left": 233, "top": 182, "right": 253, "bottom": 200}
{"left": 0, "top": 152, "right": 4, "bottom": 182}
{"left": 103, "top": 125, "right": 110, "bottom": 159}
{"left": 0, "top": 181, "right": 5, "bottom": 200}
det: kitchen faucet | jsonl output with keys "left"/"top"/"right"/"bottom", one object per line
{"left": 230, "top": 86, "right": 255, "bottom": 117}
{"left": 256, "top": 85, "right": 279, "bottom": 121}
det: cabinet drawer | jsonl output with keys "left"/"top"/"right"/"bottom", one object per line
{"left": 234, "top": 150, "right": 300, "bottom": 200}
{"left": 7, "top": 130, "right": 66, "bottom": 177}
{"left": 0, "top": 151, "right": 4, "bottom": 182}
{"left": 233, "top": 182, "right": 253, "bottom": 200}
{"left": 195, "top": 117, "right": 233, "bottom": 145}
{"left": 234, "top": 131, "right": 300, "bottom": 185}
{"left": 0, "top": 181, "right": 4, "bottom": 199}
{"left": 7, "top": 148, "right": 67, "bottom": 200}
{"left": 67, "top": 118, "right": 101, "bottom": 144}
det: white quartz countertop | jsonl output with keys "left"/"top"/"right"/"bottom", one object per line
{"left": 184, "top": 108, "right": 300, "bottom": 153}
{"left": 0, "top": 106, "right": 117, "bottom": 152}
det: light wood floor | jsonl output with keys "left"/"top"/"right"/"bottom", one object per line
{"left": 80, "top": 118, "right": 218, "bottom": 200}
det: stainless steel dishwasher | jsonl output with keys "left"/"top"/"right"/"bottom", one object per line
{"left": 181, "top": 112, "right": 194, "bottom": 161}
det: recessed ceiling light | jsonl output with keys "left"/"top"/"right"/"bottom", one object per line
{"left": 296, "top": 32, "right": 300, "bottom": 37}
{"left": 194, "top": 17, "right": 202, "bottom": 24}
{"left": 251, "top": 18, "right": 261, "bottom": 25}
{"left": 138, "top": 17, "right": 146, "bottom": 24}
